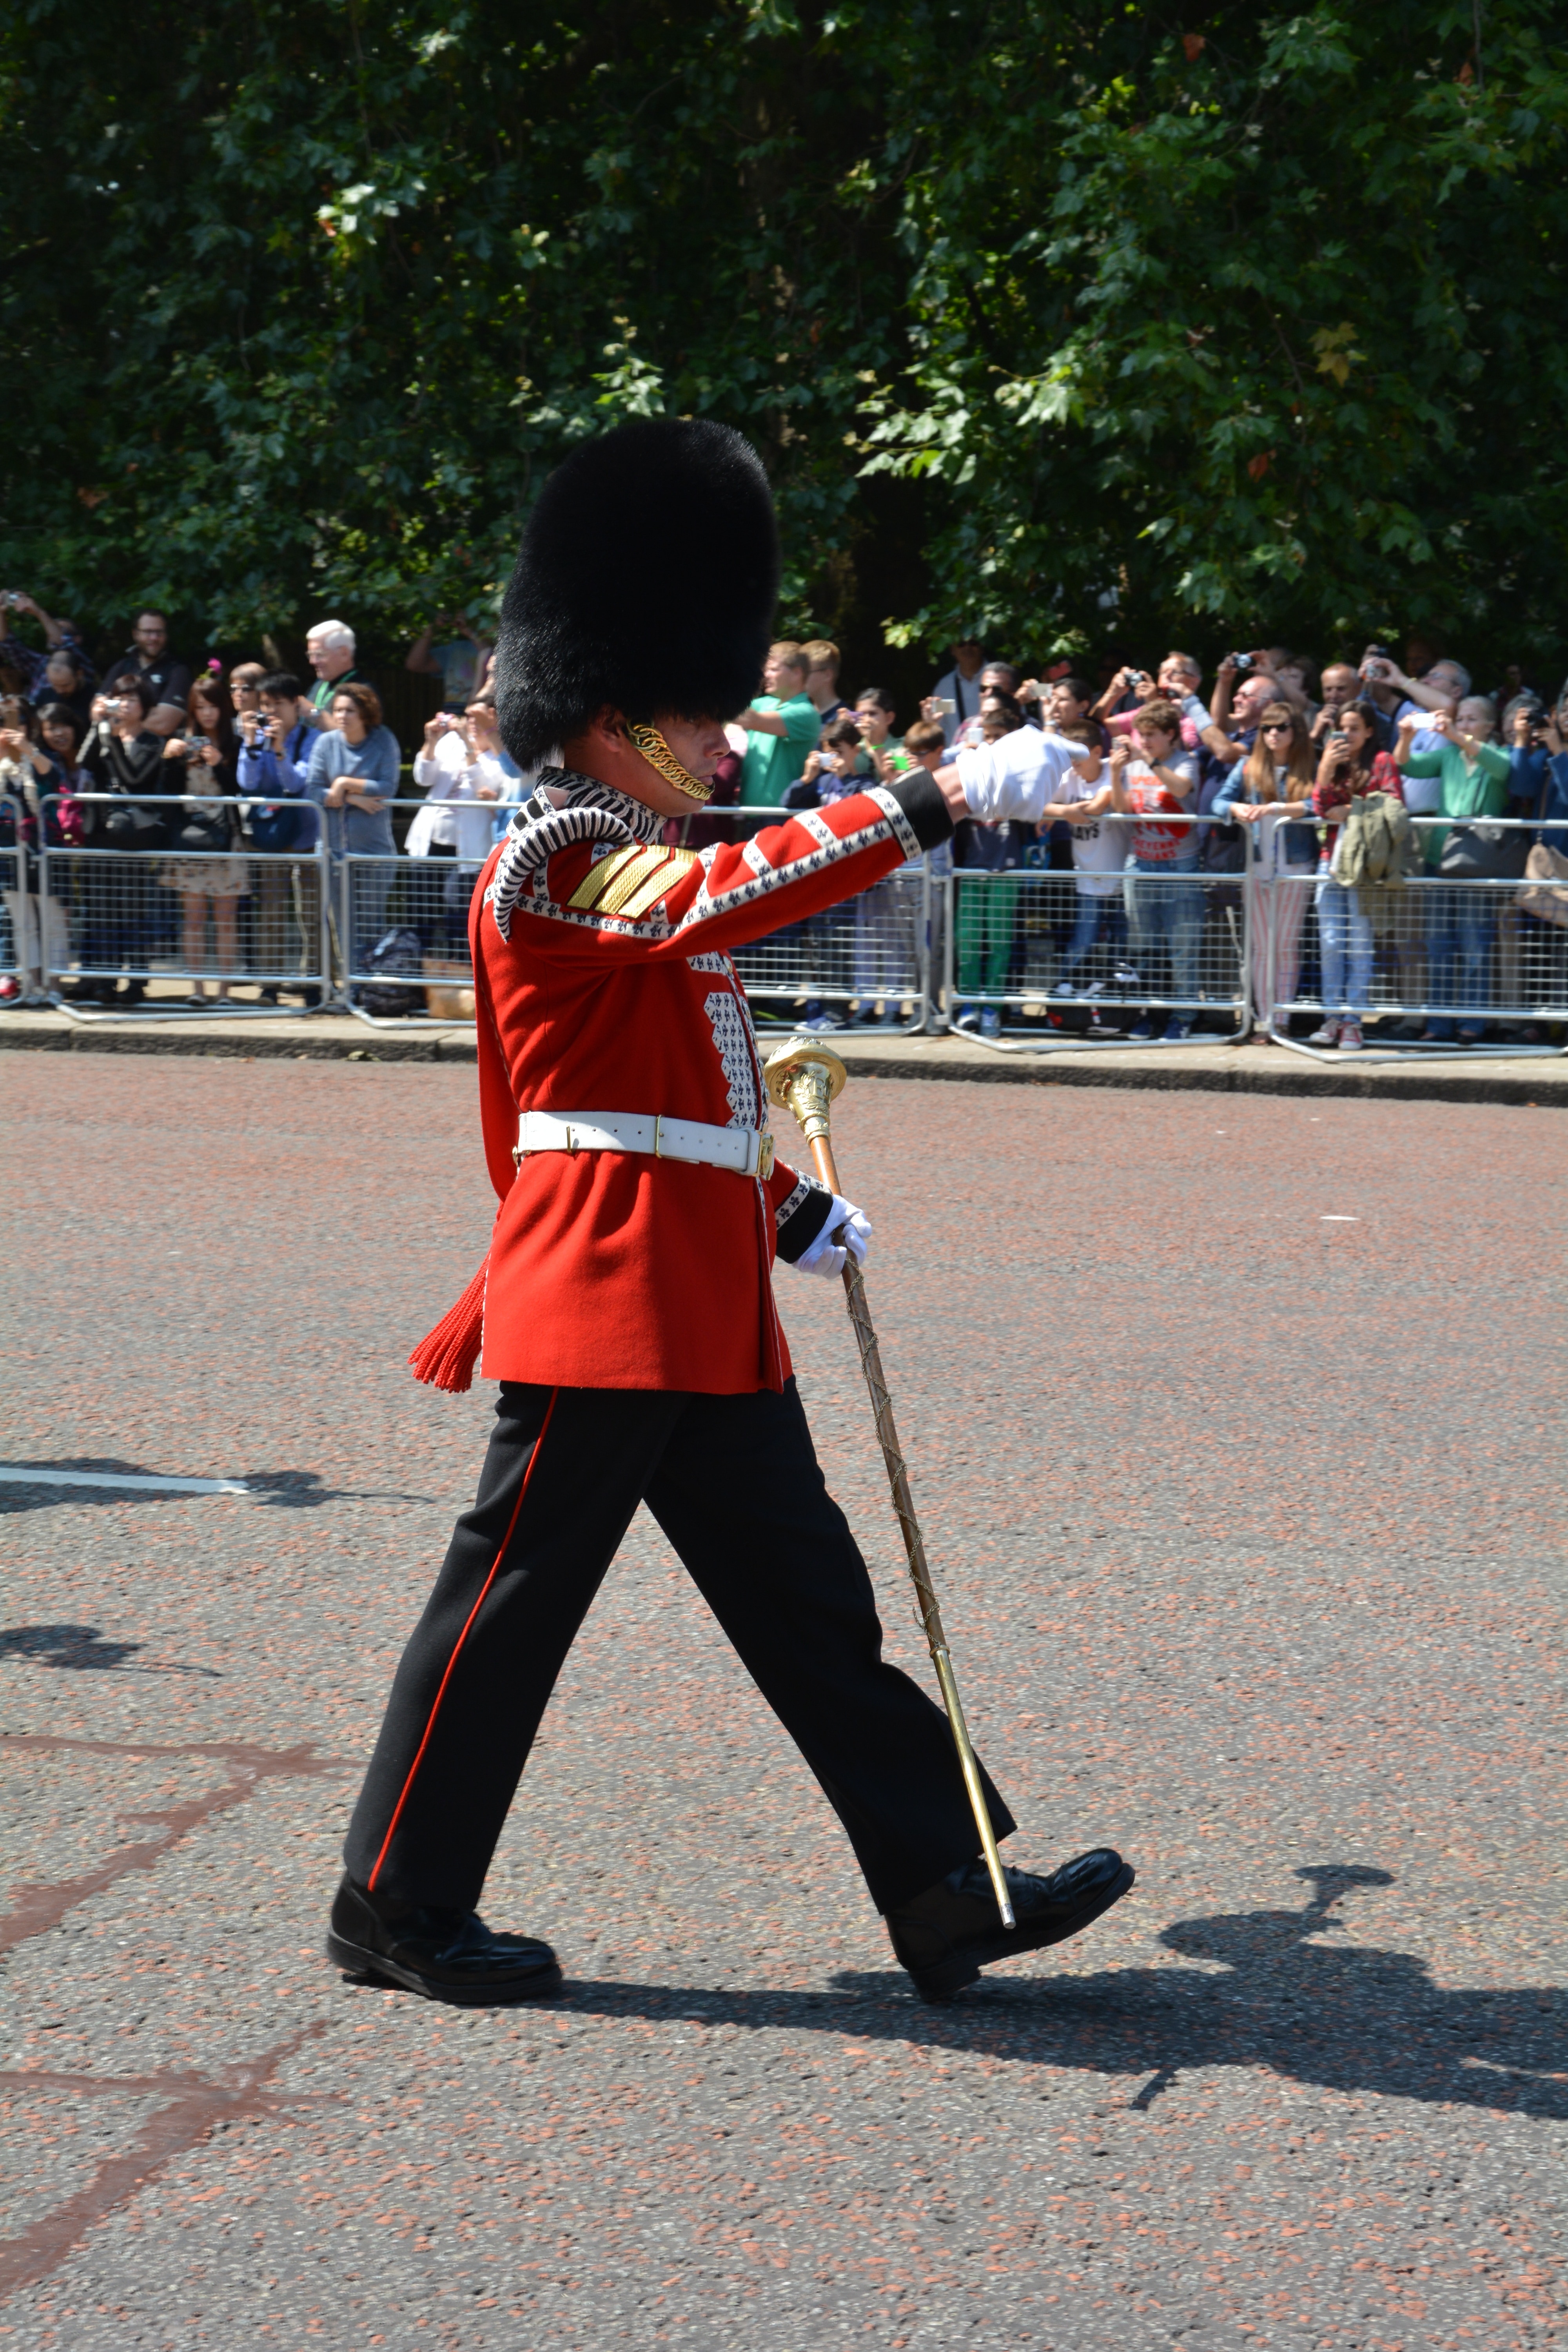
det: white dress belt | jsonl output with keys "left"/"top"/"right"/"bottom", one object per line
{"left": 515, "top": 1109, "right": 775, "bottom": 1181}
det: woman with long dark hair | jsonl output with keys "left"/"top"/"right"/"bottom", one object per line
{"left": 160, "top": 674, "right": 247, "bottom": 1005}
{"left": 1307, "top": 697, "right": 1404, "bottom": 1050}
{"left": 1212, "top": 699, "right": 1317, "bottom": 1034}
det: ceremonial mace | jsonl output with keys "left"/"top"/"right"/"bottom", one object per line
{"left": 763, "top": 1038, "right": 1015, "bottom": 1930}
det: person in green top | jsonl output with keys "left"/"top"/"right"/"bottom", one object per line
{"left": 1397, "top": 697, "right": 1512, "bottom": 1042}
{"left": 736, "top": 641, "right": 822, "bottom": 806}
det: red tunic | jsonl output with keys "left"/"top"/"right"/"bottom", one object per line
{"left": 429, "top": 773, "right": 932, "bottom": 1394}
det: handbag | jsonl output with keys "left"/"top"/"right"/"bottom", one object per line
{"left": 1515, "top": 842, "right": 1568, "bottom": 929}
{"left": 1439, "top": 820, "right": 1529, "bottom": 880}
{"left": 249, "top": 800, "right": 302, "bottom": 852}
{"left": 103, "top": 800, "right": 169, "bottom": 851}
{"left": 174, "top": 804, "right": 234, "bottom": 855}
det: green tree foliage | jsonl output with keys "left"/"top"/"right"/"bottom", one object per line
{"left": 1, "top": 0, "right": 1564, "bottom": 675}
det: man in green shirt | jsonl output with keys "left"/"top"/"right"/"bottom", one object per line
{"left": 737, "top": 641, "right": 821, "bottom": 806}
{"left": 1397, "top": 697, "right": 1514, "bottom": 1043}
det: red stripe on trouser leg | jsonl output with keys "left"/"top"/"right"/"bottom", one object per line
{"left": 366, "top": 1387, "right": 560, "bottom": 1894}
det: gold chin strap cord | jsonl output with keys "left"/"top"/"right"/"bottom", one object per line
{"left": 629, "top": 724, "right": 715, "bottom": 806}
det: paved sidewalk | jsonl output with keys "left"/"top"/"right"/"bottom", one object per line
{"left": 4, "top": 1005, "right": 1567, "bottom": 1105}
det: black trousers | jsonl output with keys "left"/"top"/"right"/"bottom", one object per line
{"left": 344, "top": 1378, "right": 1014, "bottom": 1915}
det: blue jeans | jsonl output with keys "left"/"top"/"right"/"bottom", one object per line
{"left": 1315, "top": 875, "right": 1374, "bottom": 1012}
{"left": 1058, "top": 892, "right": 1127, "bottom": 980}
{"left": 1426, "top": 882, "right": 1494, "bottom": 1035}
{"left": 1128, "top": 856, "right": 1201, "bottom": 998}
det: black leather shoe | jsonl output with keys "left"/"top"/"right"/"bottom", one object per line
{"left": 886, "top": 1848, "right": 1134, "bottom": 2002}
{"left": 326, "top": 1874, "right": 563, "bottom": 2006}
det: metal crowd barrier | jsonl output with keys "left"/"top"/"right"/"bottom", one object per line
{"left": 1264, "top": 817, "right": 1568, "bottom": 1061}
{"left": 338, "top": 801, "right": 936, "bottom": 1033}
{"left": 11, "top": 792, "right": 1568, "bottom": 1062}
{"left": 940, "top": 815, "right": 1250, "bottom": 1051}
{"left": 337, "top": 799, "right": 499, "bottom": 1029}
{"left": 37, "top": 795, "right": 331, "bottom": 1020}
{"left": 0, "top": 794, "right": 25, "bottom": 996}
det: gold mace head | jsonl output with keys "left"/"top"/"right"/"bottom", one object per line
{"left": 764, "top": 1036, "right": 848, "bottom": 1144}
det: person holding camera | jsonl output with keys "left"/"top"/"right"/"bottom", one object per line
{"left": 75, "top": 675, "right": 175, "bottom": 1002}
{"left": 1106, "top": 701, "right": 1203, "bottom": 1041}
{"left": 159, "top": 678, "right": 245, "bottom": 1006}
{"left": 1396, "top": 697, "right": 1512, "bottom": 1043}
{"left": 0, "top": 698, "right": 83, "bottom": 1000}
{"left": 238, "top": 671, "right": 320, "bottom": 1000}
{"left": 409, "top": 701, "right": 511, "bottom": 955}
{"left": 1301, "top": 701, "right": 1405, "bottom": 1051}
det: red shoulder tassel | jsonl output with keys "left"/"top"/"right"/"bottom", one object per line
{"left": 408, "top": 1258, "right": 488, "bottom": 1393}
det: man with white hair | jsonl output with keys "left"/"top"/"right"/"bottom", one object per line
{"left": 305, "top": 619, "right": 364, "bottom": 719}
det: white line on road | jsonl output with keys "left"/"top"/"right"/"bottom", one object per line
{"left": 0, "top": 1467, "right": 252, "bottom": 1496}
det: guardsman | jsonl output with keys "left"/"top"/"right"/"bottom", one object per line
{"left": 328, "top": 420, "right": 1132, "bottom": 2007}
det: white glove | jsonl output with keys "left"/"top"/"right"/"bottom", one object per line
{"left": 795, "top": 1195, "right": 874, "bottom": 1280}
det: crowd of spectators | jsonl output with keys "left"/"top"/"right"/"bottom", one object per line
{"left": 3, "top": 598, "right": 1566, "bottom": 1045}
{"left": 0, "top": 598, "right": 526, "bottom": 1007}
{"left": 726, "top": 632, "right": 1568, "bottom": 1046}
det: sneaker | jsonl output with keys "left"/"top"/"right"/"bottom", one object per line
{"left": 1084, "top": 981, "right": 1108, "bottom": 1000}
{"left": 979, "top": 1007, "right": 1002, "bottom": 1039}
{"left": 1053, "top": 980, "right": 1078, "bottom": 1000}
{"left": 1161, "top": 1014, "right": 1192, "bottom": 1042}
{"left": 801, "top": 1011, "right": 841, "bottom": 1033}
{"left": 1129, "top": 1014, "right": 1155, "bottom": 1040}
{"left": 1112, "top": 965, "right": 1142, "bottom": 993}
{"left": 953, "top": 1008, "right": 978, "bottom": 1032}
{"left": 1307, "top": 1018, "right": 1341, "bottom": 1046}
{"left": 1338, "top": 1019, "right": 1364, "bottom": 1053}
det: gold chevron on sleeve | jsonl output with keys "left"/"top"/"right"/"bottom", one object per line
{"left": 567, "top": 844, "right": 655, "bottom": 912}
{"left": 615, "top": 848, "right": 698, "bottom": 920}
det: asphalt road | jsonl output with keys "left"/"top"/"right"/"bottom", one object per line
{"left": 2, "top": 1055, "right": 1563, "bottom": 2350}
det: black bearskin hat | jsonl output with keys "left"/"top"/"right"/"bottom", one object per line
{"left": 494, "top": 418, "right": 780, "bottom": 767}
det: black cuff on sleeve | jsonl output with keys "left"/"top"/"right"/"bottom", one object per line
{"left": 774, "top": 1176, "right": 834, "bottom": 1264}
{"left": 885, "top": 766, "right": 955, "bottom": 850}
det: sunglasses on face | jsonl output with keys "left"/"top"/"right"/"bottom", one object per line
{"left": 1261, "top": 721, "right": 1294, "bottom": 735}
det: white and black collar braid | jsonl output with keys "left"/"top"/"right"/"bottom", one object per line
{"left": 486, "top": 767, "right": 664, "bottom": 939}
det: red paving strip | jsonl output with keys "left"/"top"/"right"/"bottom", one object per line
{"left": 0, "top": 1738, "right": 351, "bottom": 1952}
{"left": 0, "top": 2031, "right": 335, "bottom": 2299}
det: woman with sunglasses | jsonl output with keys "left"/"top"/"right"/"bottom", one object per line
{"left": 1212, "top": 701, "right": 1318, "bottom": 1035}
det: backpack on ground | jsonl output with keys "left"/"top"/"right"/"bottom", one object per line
{"left": 358, "top": 926, "right": 425, "bottom": 1016}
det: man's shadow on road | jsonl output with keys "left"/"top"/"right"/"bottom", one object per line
{"left": 552, "top": 1866, "right": 1566, "bottom": 2120}
{"left": 0, "top": 1462, "right": 433, "bottom": 1514}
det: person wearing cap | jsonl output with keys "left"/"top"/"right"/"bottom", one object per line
{"left": 327, "top": 419, "right": 1133, "bottom": 2011}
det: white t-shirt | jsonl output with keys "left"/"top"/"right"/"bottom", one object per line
{"left": 1047, "top": 769, "right": 1128, "bottom": 896}
{"left": 955, "top": 728, "right": 1091, "bottom": 823}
